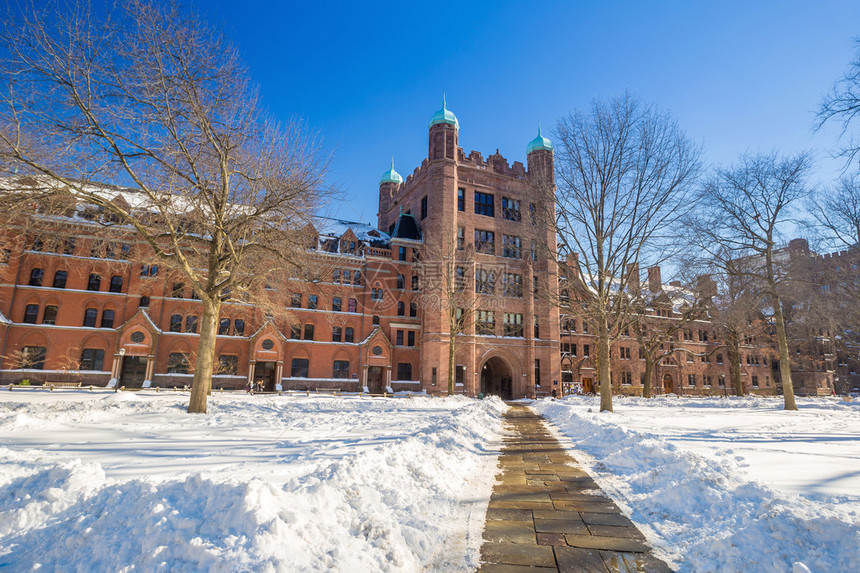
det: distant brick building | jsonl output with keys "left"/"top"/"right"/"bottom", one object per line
{"left": 0, "top": 101, "right": 780, "bottom": 398}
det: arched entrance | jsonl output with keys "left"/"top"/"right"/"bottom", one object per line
{"left": 481, "top": 356, "right": 513, "bottom": 400}
{"left": 662, "top": 373, "right": 673, "bottom": 394}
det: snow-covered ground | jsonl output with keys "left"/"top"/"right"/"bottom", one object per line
{"left": 535, "top": 395, "right": 860, "bottom": 573}
{"left": 0, "top": 390, "right": 505, "bottom": 572}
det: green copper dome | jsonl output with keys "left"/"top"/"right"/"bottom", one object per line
{"left": 429, "top": 94, "right": 459, "bottom": 129}
{"left": 527, "top": 123, "right": 553, "bottom": 154}
{"left": 379, "top": 157, "right": 403, "bottom": 185}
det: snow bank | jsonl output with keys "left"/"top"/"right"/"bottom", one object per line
{"left": 535, "top": 397, "right": 860, "bottom": 573}
{"left": 0, "top": 393, "right": 505, "bottom": 571}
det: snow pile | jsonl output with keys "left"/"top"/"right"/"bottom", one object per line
{"left": 0, "top": 393, "right": 505, "bottom": 571}
{"left": 535, "top": 397, "right": 860, "bottom": 573}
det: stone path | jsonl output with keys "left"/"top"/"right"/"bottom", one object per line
{"left": 478, "top": 404, "right": 672, "bottom": 573}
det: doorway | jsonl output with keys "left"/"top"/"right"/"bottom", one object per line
{"left": 254, "top": 361, "right": 277, "bottom": 392}
{"left": 582, "top": 377, "right": 594, "bottom": 394}
{"left": 481, "top": 357, "right": 513, "bottom": 400}
{"left": 120, "top": 356, "right": 147, "bottom": 388}
{"left": 367, "top": 366, "right": 383, "bottom": 394}
{"left": 662, "top": 374, "right": 673, "bottom": 394}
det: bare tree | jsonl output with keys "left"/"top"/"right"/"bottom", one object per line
{"left": 818, "top": 39, "right": 860, "bottom": 167}
{"left": 416, "top": 230, "right": 480, "bottom": 395}
{"left": 0, "top": 1, "right": 328, "bottom": 413}
{"left": 552, "top": 93, "right": 701, "bottom": 412}
{"left": 810, "top": 174, "right": 860, "bottom": 250}
{"left": 686, "top": 153, "right": 813, "bottom": 410}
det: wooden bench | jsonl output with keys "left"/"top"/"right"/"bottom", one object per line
{"left": 44, "top": 381, "right": 83, "bottom": 390}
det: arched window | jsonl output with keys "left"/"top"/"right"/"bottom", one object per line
{"left": 332, "top": 326, "right": 342, "bottom": 342}
{"left": 332, "top": 297, "right": 342, "bottom": 312}
{"left": 372, "top": 315, "right": 380, "bottom": 325}
{"left": 344, "top": 327, "right": 354, "bottom": 343}
{"left": 52, "top": 270, "right": 68, "bottom": 289}
{"left": 83, "top": 308, "right": 98, "bottom": 327}
{"left": 170, "top": 314, "right": 182, "bottom": 332}
{"left": 167, "top": 352, "right": 189, "bottom": 374}
{"left": 233, "top": 319, "right": 245, "bottom": 336}
{"left": 101, "top": 309, "right": 115, "bottom": 328}
{"left": 139, "top": 296, "right": 150, "bottom": 308}
{"left": 397, "top": 301, "right": 405, "bottom": 316}
{"left": 303, "top": 324, "right": 315, "bottom": 341}
{"left": 109, "top": 276, "right": 123, "bottom": 293}
{"left": 333, "top": 360, "right": 349, "bottom": 378}
{"left": 28, "top": 268, "right": 44, "bottom": 286}
{"left": 185, "top": 316, "right": 198, "bottom": 333}
{"left": 87, "top": 274, "right": 101, "bottom": 291}
{"left": 218, "top": 318, "right": 230, "bottom": 335}
{"left": 348, "top": 298, "right": 357, "bottom": 313}
{"left": 42, "top": 305, "right": 58, "bottom": 324}
{"left": 23, "top": 304, "right": 39, "bottom": 324}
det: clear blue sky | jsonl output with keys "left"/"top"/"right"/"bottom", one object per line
{"left": 200, "top": 0, "right": 860, "bottom": 226}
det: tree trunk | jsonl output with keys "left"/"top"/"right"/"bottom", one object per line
{"left": 188, "top": 297, "right": 220, "bottom": 414}
{"left": 598, "top": 316, "right": 613, "bottom": 412}
{"left": 643, "top": 356, "right": 654, "bottom": 398}
{"left": 772, "top": 296, "right": 798, "bottom": 410}
{"left": 728, "top": 333, "right": 743, "bottom": 397}
{"left": 447, "top": 335, "right": 455, "bottom": 396}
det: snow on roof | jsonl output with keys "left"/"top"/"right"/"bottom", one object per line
{"left": 0, "top": 311, "right": 11, "bottom": 325}
{"left": 314, "top": 216, "right": 389, "bottom": 245}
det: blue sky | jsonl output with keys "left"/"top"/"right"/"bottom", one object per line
{"left": 201, "top": 0, "right": 860, "bottom": 225}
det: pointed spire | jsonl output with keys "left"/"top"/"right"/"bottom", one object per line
{"left": 538, "top": 121, "right": 542, "bottom": 137}
{"left": 390, "top": 156, "right": 395, "bottom": 171}
{"left": 379, "top": 155, "right": 403, "bottom": 184}
{"left": 442, "top": 93, "right": 447, "bottom": 110}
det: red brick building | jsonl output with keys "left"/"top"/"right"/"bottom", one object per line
{"left": 0, "top": 101, "right": 779, "bottom": 398}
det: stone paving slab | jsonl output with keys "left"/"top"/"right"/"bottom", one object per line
{"left": 478, "top": 404, "right": 672, "bottom": 573}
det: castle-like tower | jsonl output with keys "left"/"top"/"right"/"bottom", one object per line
{"left": 377, "top": 98, "right": 561, "bottom": 398}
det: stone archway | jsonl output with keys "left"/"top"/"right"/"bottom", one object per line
{"left": 481, "top": 356, "right": 513, "bottom": 400}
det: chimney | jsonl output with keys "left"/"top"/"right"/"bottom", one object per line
{"left": 647, "top": 266, "right": 662, "bottom": 293}
{"left": 626, "top": 263, "right": 640, "bottom": 294}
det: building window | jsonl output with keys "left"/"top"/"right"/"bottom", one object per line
{"left": 140, "top": 264, "right": 158, "bottom": 277}
{"left": 63, "top": 237, "right": 76, "bottom": 255}
{"left": 457, "top": 226, "right": 465, "bottom": 250}
{"left": 504, "top": 313, "right": 524, "bottom": 337}
{"left": 170, "top": 314, "right": 182, "bottom": 332}
{"left": 397, "top": 363, "right": 413, "bottom": 381}
{"left": 40, "top": 305, "right": 58, "bottom": 325}
{"left": 457, "top": 188, "right": 465, "bottom": 211}
{"left": 716, "top": 354, "right": 723, "bottom": 364}
{"left": 28, "top": 268, "right": 44, "bottom": 287}
{"left": 475, "top": 268, "right": 496, "bottom": 294}
{"left": 344, "top": 327, "right": 354, "bottom": 343}
{"left": 332, "top": 360, "right": 349, "bottom": 379}
{"left": 291, "top": 358, "right": 309, "bottom": 378}
{"left": 396, "top": 274, "right": 405, "bottom": 289}
{"left": 218, "top": 355, "right": 238, "bottom": 375}
{"left": 171, "top": 283, "right": 184, "bottom": 298}
{"left": 308, "top": 295, "right": 318, "bottom": 310}
{"left": 290, "top": 324, "right": 301, "bottom": 339}
{"left": 534, "top": 318, "right": 540, "bottom": 339}
{"left": 19, "top": 346, "right": 46, "bottom": 370}
{"left": 234, "top": 319, "right": 245, "bottom": 336}
{"left": 455, "top": 266, "right": 466, "bottom": 291}
{"left": 185, "top": 315, "right": 198, "bottom": 333}
{"left": 583, "top": 344, "right": 590, "bottom": 356}
{"left": 372, "top": 315, "right": 379, "bottom": 325}
{"left": 303, "top": 324, "right": 314, "bottom": 340}
{"left": 100, "top": 309, "right": 115, "bottom": 329}
{"left": 474, "top": 229, "right": 495, "bottom": 255}
{"left": 421, "top": 196, "right": 428, "bottom": 220}
{"left": 22, "top": 304, "right": 40, "bottom": 324}
{"left": 332, "top": 297, "right": 342, "bottom": 312}
{"left": 332, "top": 326, "right": 342, "bottom": 342}
{"left": 333, "top": 269, "right": 341, "bottom": 283}
{"left": 397, "top": 301, "right": 405, "bottom": 316}
{"left": 87, "top": 274, "right": 101, "bottom": 291}
{"left": 348, "top": 298, "right": 357, "bottom": 313}
{"left": 80, "top": 348, "right": 105, "bottom": 371}
{"left": 218, "top": 318, "right": 230, "bottom": 335}
{"left": 407, "top": 331, "right": 415, "bottom": 346}
{"left": 409, "top": 301, "right": 418, "bottom": 318}
{"left": 529, "top": 203, "right": 537, "bottom": 225}
{"left": 621, "top": 372, "right": 633, "bottom": 385}
{"left": 411, "top": 275, "right": 419, "bottom": 291}
{"left": 476, "top": 310, "right": 495, "bottom": 335}
{"left": 399, "top": 246, "right": 407, "bottom": 261}
{"left": 456, "top": 365, "right": 465, "bottom": 385}
{"left": 108, "top": 276, "right": 123, "bottom": 293}
{"left": 396, "top": 330, "right": 404, "bottom": 346}
{"left": 82, "top": 308, "right": 97, "bottom": 327}
{"left": 502, "top": 235, "right": 522, "bottom": 259}
{"left": 52, "top": 270, "right": 68, "bottom": 289}
{"left": 167, "top": 353, "right": 189, "bottom": 374}
{"left": 620, "top": 347, "right": 631, "bottom": 360}
{"left": 752, "top": 375, "right": 759, "bottom": 388}
{"left": 474, "top": 191, "right": 494, "bottom": 217}
{"left": 502, "top": 197, "right": 521, "bottom": 221}
{"left": 291, "top": 293, "right": 302, "bottom": 307}
{"left": 503, "top": 273, "right": 523, "bottom": 298}
{"left": 687, "top": 374, "right": 696, "bottom": 386}
{"left": 354, "top": 271, "right": 362, "bottom": 285}
{"left": 371, "top": 288, "right": 383, "bottom": 301}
